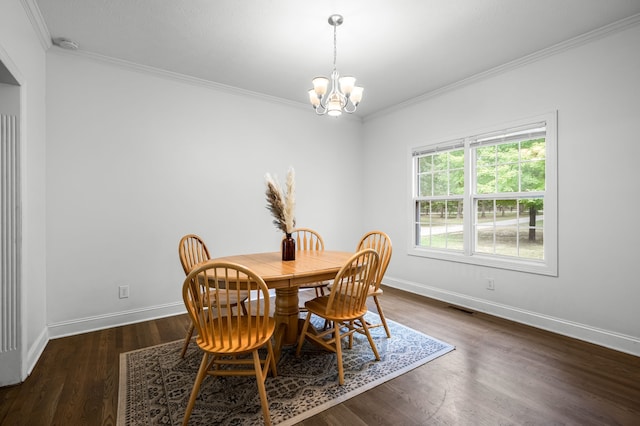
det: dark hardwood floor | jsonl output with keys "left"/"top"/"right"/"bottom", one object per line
{"left": 1, "top": 287, "right": 639, "bottom": 425}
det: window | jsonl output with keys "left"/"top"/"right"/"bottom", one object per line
{"left": 410, "top": 112, "right": 557, "bottom": 276}
{"left": 414, "top": 142, "right": 465, "bottom": 251}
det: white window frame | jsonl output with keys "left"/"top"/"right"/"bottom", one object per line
{"left": 409, "top": 112, "right": 558, "bottom": 276}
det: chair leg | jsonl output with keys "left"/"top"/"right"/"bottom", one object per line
{"left": 181, "top": 322, "right": 195, "bottom": 358}
{"left": 252, "top": 350, "right": 272, "bottom": 426}
{"left": 373, "top": 295, "right": 391, "bottom": 338}
{"left": 348, "top": 320, "right": 354, "bottom": 349}
{"left": 359, "top": 316, "right": 381, "bottom": 361}
{"left": 323, "top": 319, "right": 331, "bottom": 330}
{"left": 240, "top": 300, "right": 248, "bottom": 315}
{"left": 315, "top": 285, "right": 326, "bottom": 297}
{"left": 266, "top": 339, "right": 278, "bottom": 378}
{"left": 296, "top": 313, "right": 312, "bottom": 356}
{"left": 334, "top": 322, "right": 345, "bottom": 385}
{"left": 182, "top": 353, "right": 211, "bottom": 426}
{"left": 317, "top": 286, "right": 330, "bottom": 329}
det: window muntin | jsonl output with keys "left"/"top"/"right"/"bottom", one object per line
{"left": 415, "top": 199, "right": 464, "bottom": 251}
{"left": 471, "top": 131, "right": 546, "bottom": 261}
{"left": 475, "top": 136, "right": 546, "bottom": 194}
{"left": 414, "top": 145, "right": 464, "bottom": 252}
{"left": 474, "top": 198, "right": 544, "bottom": 260}
{"left": 417, "top": 149, "right": 464, "bottom": 196}
{"left": 410, "top": 113, "right": 557, "bottom": 275}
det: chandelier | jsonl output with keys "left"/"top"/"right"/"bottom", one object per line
{"left": 308, "top": 14, "right": 363, "bottom": 117}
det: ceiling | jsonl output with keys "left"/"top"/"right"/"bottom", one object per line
{"left": 34, "top": 0, "right": 640, "bottom": 118}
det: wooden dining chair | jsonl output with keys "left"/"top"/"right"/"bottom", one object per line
{"left": 285, "top": 228, "right": 329, "bottom": 304}
{"left": 182, "top": 261, "right": 277, "bottom": 426}
{"left": 178, "top": 234, "right": 248, "bottom": 358}
{"left": 296, "top": 248, "right": 380, "bottom": 385}
{"left": 357, "top": 230, "right": 393, "bottom": 338}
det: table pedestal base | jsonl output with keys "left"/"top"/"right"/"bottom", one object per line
{"left": 274, "top": 287, "right": 300, "bottom": 346}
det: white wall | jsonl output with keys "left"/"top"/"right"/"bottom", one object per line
{"left": 45, "top": 51, "right": 364, "bottom": 336}
{"left": 363, "top": 24, "right": 640, "bottom": 355}
{"left": 0, "top": 0, "right": 48, "bottom": 380}
{"left": 0, "top": 83, "right": 19, "bottom": 112}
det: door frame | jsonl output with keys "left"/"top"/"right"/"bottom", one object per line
{"left": 0, "top": 44, "right": 24, "bottom": 386}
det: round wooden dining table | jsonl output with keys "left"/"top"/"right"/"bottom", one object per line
{"left": 209, "top": 250, "right": 354, "bottom": 351}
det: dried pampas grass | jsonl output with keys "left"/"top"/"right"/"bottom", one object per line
{"left": 284, "top": 167, "right": 295, "bottom": 233}
{"left": 265, "top": 167, "right": 296, "bottom": 234}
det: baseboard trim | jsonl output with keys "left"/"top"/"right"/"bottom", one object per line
{"left": 45, "top": 282, "right": 639, "bottom": 357}
{"left": 385, "top": 277, "right": 640, "bottom": 357}
{"left": 24, "top": 327, "right": 49, "bottom": 380}
{"left": 47, "top": 302, "right": 187, "bottom": 339}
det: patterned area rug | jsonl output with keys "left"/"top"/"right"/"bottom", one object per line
{"left": 117, "top": 313, "right": 454, "bottom": 425}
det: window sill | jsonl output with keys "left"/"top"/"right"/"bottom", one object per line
{"left": 408, "top": 246, "right": 558, "bottom": 276}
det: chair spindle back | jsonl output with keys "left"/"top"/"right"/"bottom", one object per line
{"left": 179, "top": 234, "right": 211, "bottom": 275}
{"left": 183, "top": 262, "right": 271, "bottom": 351}
{"left": 356, "top": 231, "right": 392, "bottom": 291}
{"left": 326, "top": 248, "right": 379, "bottom": 318}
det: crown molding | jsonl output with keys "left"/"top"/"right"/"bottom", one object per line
{"left": 365, "top": 12, "right": 640, "bottom": 122}
{"left": 20, "top": 0, "right": 52, "bottom": 51}
{"left": 48, "top": 47, "right": 363, "bottom": 122}
{"left": 49, "top": 47, "right": 305, "bottom": 109}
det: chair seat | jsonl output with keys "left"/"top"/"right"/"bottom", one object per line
{"left": 368, "top": 286, "right": 382, "bottom": 296}
{"left": 202, "top": 290, "right": 249, "bottom": 307}
{"left": 326, "top": 282, "right": 370, "bottom": 297}
{"left": 197, "top": 316, "right": 276, "bottom": 354}
{"left": 304, "top": 296, "right": 368, "bottom": 322}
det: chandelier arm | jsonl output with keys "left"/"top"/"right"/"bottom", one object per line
{"left": 315, "top": 91, "right": 329, "bottom": 112}
{"left": 315, "top": 106, "right": 328, "bottom": 115}
{"left": 342, "top": 100, "right": 358, "bottom": 114}
{"left": 314, "top": 99, "right": 329, "bottom": 115}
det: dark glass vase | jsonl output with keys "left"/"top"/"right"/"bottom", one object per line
{"left": 282, "top": 233, "right": 296, "bottom": 261}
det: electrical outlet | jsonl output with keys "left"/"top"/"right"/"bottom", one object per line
{"left": 119, "top": 285, "right": 130, "bottom": 299}
{"left": 486, "top": 279, "right": 495, "bottom": 290}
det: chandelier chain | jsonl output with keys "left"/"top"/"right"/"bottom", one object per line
{"left": 333, "top": 22, "right": 338, "bottom": 70}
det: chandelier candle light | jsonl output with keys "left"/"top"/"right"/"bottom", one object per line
{"left": 308, "top": 14, "right": 363, "bottom": 117}
{"left": 265, "top": 167, "right": 296, "bottom": 260}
